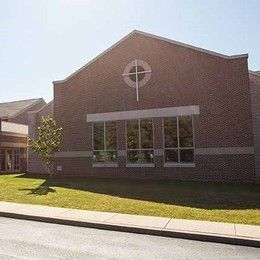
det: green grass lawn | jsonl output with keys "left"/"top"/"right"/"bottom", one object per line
{"left": 0, "top": 173, "right": 259, "bottom": 225}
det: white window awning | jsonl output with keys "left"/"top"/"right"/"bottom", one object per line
{"left": 1, "top": 121, "right": 28, "bottom": 135}
{"left": 87, "top": 105, "right": 200, "bottom": 122}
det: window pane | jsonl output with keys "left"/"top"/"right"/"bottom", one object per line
{"left": 129, "top": 66, "right": 145, "bottom": 82}
{"left": 180, "top": 149, "right": 194, "bottom": 163}
{"left": 179, "top": 116, "right": 193, "bottom": 147}
{"left": 165, "top": 149, "right": 178, "bottom": 163}
{"left": 106, "top": 121, "right": 117, "bottom": 150}
{"left": 127, "top": 150, "right": 139, "bottom": 163}
{"left": 93, "top": 151, "right": 106, "bottom": 163}
{"left": 93, "top": 122, "right": 104, "bottom": 150}
{"left": 140, "top": 119, "right": 153, "bottom": 149}
{"left": 164, "top": 118, "right": 178, "bottom": 148}
{"left": 127, "top": 120, "right": 139, "bottom": 149}
{"left": 106, "top": 151, "right": 117, "bottom": 163}
{"left": 139, "top": 150, "right": 154, "bottom": 164}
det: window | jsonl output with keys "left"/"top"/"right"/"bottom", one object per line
{"left": 164, "top": 116, "right": 194, "bottom": 164}
{"left": 0, "top": 149, "right": 20, "bottom": 171}
{"left": 93, "top": 121, "right": 117, "bottom": 164}
{"left": 126, "top": 119, "right": 154, "bottom": 164}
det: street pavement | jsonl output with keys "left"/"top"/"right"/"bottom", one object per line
{"left": 0, "top": 217, "right": 259, "bottom": 260}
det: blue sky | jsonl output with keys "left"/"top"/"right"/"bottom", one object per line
{"left": 0, "top": 0, "right": 259, "bottom": 103}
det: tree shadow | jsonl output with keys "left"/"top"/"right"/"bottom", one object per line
{"left": 20, "top": 179, "right": 56, "bottom": 196}
{"left": 15, "top": 173, "right": 260, "bottom": 209}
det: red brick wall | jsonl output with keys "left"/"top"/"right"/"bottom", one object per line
{"left": 249, "top": 72, "right": 260, "bottom": 180}
{"left": 53, "top": 33, "right": 255, "bottom": 181}
{"left": 0, "top": 135, "right": 27, "bottom": 144}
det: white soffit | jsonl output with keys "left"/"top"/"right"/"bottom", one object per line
{"left": 87, "top": 105, "right": 200, "bottom": 122}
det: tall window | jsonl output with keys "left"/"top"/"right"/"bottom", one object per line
{"left": 93, "top": 121, "right": 117, "bottom": 164}
{"left": 126, "top": 119, "right": 154, "bottom": 164}
{"left": 164, "top": 116, "right": 194, "bottom": 164}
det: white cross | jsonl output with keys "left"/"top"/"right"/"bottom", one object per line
{"left": 122, "top": 59, "right": 152, "bottom": 102}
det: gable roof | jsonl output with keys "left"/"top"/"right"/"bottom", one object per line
{"left": 27, "top": 100, "right": 54, "bottom": 115}
{"left": 0, "top": 98, "right": 44, "bottom": 119}
{"left": 53, "top": 30, "right": 248, "bottom": 84}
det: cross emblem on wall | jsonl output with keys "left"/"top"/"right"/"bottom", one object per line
{"left": 122, "top": 59, "right": 152, "bottom": 102}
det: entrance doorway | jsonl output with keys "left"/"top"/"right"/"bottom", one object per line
{"left": 0, "top": 149, "right": 20, "bottom": 172}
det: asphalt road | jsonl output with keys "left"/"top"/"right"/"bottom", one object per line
{"left": 0, "top": 217, "right": 259, "bottom": 260}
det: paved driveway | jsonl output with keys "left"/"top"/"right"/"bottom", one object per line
{"left": 0, "top": 217, "right": 259, "bottom": 259}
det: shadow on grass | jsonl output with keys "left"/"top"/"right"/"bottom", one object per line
{"left": 19, "top": 179, "right": 56, "bottom": 196}
{"left": 15, "top": 173, "right": 260, "bottom": 210}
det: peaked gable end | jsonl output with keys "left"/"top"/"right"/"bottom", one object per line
{"left": 53, "top": 30, "right": 248, "bottom": 84}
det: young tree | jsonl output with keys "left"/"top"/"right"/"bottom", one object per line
{"left": 28, "top": 116, "right": 62, "bottom": 177}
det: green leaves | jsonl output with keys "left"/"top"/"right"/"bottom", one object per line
{"left": 28, "top": 116, "right": 62, "bottom": 176}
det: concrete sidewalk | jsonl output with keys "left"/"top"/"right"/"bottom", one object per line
{"left": 0, "top": 201, "right": 259, "bottom": 247}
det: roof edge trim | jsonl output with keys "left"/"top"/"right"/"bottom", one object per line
{"left": 53, "top": 30, "right": 248, "bottom": 84}
{"left": 249, "top": 71, "right": 260, "bottom": 78}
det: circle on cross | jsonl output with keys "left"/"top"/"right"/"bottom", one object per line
{"left": 122, "top": 59, "right": 152, "bottom": 101}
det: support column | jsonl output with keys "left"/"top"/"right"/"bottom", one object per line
{"left": 153, "top": 117, "right": 164, "bottom": 168}
{"left": 117, "top": 120, "right": 126, "bottom": 167}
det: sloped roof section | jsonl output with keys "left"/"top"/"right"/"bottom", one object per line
{"left": 53, "top": 30, "right": 248, "bottom": 84}
{"left": 0, "top": 98, "right": 44, "bottom": 118}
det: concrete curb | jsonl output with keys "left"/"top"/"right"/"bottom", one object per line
{"left": 0, "top": 211, "right": 259, "bottom": 248}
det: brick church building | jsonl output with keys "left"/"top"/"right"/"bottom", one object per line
{"left": 0, "top": 98, "right": 46, "bottom": 173}
{"left": 31, "top": 30, "right": 260, "bottom": 182}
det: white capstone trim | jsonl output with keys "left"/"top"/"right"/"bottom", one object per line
{"left": 195, "top": 147, "right": 254, "bottom": 155}
{"left": 1, "top": 121, "right": 28, "bottom": 135}
{"left": 87, "top": 105, "right": 200, "bottom": 122}
{"left": 92, "top": 163, "right": 118, "bottom": 168}
{"left": 126, "top": 163, "right": 155, "bottom": 168}
{"left": 164, "top": 163, "right": 195, "bottom": 168}
{"left": 137, "top": 30, "right": 248, "bottom": 60}
{"left": 53, "top": 146, "right": 254, "bottom": 159}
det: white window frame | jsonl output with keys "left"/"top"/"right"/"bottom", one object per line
{"left": 163, "top": 116, "right": 195, "bottom": 167}
{"left": 92, "top": 121, "right": 118, "bottom": 167}
{"left": 126, "top": 118, "right": 155, "bottom": 167}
